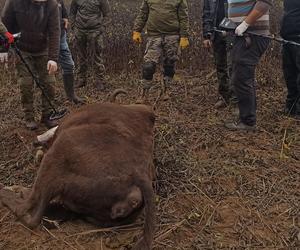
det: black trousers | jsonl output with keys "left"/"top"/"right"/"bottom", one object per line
{"left": 282, "top": 43, "right": 300, "bottom": 115}
{"left": 213, "top": 33, "right": 235, "bottom": 102}
{"left": 231, "top": 36, "right": 269, "bottom": 126}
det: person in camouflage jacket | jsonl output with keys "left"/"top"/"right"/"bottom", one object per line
{"left": 133, "top": 0, "right": 190, "bottom": 103}
{"left": 69, "top": 0, "right": 111, "bottom": 91}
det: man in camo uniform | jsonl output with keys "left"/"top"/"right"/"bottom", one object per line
{"left": 133, "top": 0, "right": 190, "bottom": 103}
{"left": 69, "top": 0, "right": 111, "bottom": 91}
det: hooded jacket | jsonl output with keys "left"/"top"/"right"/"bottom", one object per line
{"left": 2, "top": 0, "right": 60, "bottom": 61}
{"left": 133, "top": 0, "right": 189, "bottom": 37}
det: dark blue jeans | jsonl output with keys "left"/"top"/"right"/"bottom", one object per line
{"left": 59, "top": 31, "right": 75, "bottom": 75}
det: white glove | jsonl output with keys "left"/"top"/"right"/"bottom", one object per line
{"left": 235, "top": 21, "right": 250, "bottom": 36}
{"left": 47, "top": 60, "right": 58, "bottom": 75}
{"left": 0, "top": 53, "right": 8, "bottom": 63}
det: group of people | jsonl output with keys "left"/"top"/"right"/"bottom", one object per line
{"left": 0, "top": 0, "right": 111, "bottom": 130}
{"left": 0, "top": 0, "right": 299, "bottom": 132}
{"left": 204, "top": 0, "right": 300, "bottom": 131}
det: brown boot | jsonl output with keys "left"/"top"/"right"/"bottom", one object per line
{"left": 136, "top": 79, "right": 152, "bottom": 104}
{"left": 24, "top": 113, "right": 38, "bottom": 130}
{"left": 41, "top": 114, "right": 58, "bottom": 129}
{"left": 161, "top": 77, "right": 172, "bottom": 101}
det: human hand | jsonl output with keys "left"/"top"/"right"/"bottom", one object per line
{"left": 47, "top": 60, "right": 58, "bottom": 75}
{"left": 63, "top": 18, "right": 69, "bottom": 30}
{"left": 203, "top": 39, "right": 212, "bottom": 48}
{"left": 180, "top": 37, "right": 189, "bottom": 49}
{"left": 133, "top": 31, "right": 142, "bottom": 44}
{"left": 235, "top": 21, "right": 249, "bottom": 36}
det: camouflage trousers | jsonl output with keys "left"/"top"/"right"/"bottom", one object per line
{"left": 75, "top": 29, "right": 105, "bottom": 81}
{"left": 213, "top": 33, "right": 236, "bottom": 102}
{"left": 16, "top": 52, "right": 56, "bottom": 121}
{"left": 141, "top": 35, "right": 180, "bottom": 87}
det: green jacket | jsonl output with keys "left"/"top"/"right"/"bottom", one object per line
{"left": 0, "top": 21, "right": 7, "bottom": 34}
{"left": 69, "top": 0, "right": 111, "bottom": 32}
{"left": 133, "top": 0, "right": 189, "bottom": 37}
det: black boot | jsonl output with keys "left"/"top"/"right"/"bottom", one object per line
{"left": 161, "top": 77, "right": 172, "bottom": 101}
{"left": 41, "top": 114, "right": 58, "bottom": 129}
{"left": 63, "top": 74, "right": 85, "bottom": 104}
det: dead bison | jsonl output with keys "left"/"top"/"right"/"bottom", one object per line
{"left": 0, "top": 102, "right": 156, "bottom": 250}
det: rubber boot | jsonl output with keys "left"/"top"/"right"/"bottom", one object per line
{"left": 161, "top": 77, "right": 172, "bottom": 101}
{"left": 25, "top": 114, "right": 38, "bottom": 131}
{"left": 63, "top": 74, "right": 85, "bottom": 104}
{"left": 41, "top": 114, "right": 58, "bottom": 129}
{"left": 136, "top": 79, "right": 152, "bottom": 104}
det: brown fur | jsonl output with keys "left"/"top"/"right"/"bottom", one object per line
{"left": 0, "top": 103, "right": 156, "bottom": 250}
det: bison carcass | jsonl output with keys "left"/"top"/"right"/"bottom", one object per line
{"left": 0, "top": 102, "right": 156, "bottom": 250}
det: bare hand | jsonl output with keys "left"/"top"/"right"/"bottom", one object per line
{"left": 203, "top": 39, "right": 212, "bottom": 48}
{"left": 47, "top": 60, "right": 58, "bottom": 75}
{"left": 63, "top": 18, "right": 69, "bottom": 30}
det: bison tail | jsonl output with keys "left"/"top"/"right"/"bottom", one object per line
{"left": 109, "top": 89, "right": 128, "bottom": 103}
{"left": 132, "top": 178, "right": 155, "bottom": 250}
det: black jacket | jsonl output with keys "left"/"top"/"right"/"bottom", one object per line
{"left": 202, "top": 0, "right": 226, "bottom": 39}
{"left": 281, "top": 0, "right": 300, "bottom": 41}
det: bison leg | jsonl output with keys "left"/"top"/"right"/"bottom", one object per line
{"left": 0, "top": 181, "right": 57, "bottom": 229}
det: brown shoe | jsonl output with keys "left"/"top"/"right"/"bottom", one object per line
{"left": 25, "top": 120, "right": 38, "bottom": 131}
{"left": 224, "top": 120, "right": 256, "bottom": 131}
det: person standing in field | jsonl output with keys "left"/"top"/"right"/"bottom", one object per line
{"left": 57, "top": 0, "right": 84, "bottom": 104}
{"left": 202, "top": 0, "right": 237, "bottom": 109}
{"left": 224, "top": 0, "right": 272, "bottom": 131}
{"left": 69, "top": 0, "right": 111, "bottom": 91}
{"left": 1, "top": 0, "right": 61, "bottom": 130}
{"left": 133, "top": 0, "right": 190, "bottom": 103}
{"left": 280, "top": 0, "right": 300, "bottom": 119}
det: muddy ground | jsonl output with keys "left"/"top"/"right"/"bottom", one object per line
{"left": 0, "top": 0, "right": 299, "bottom": 249}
